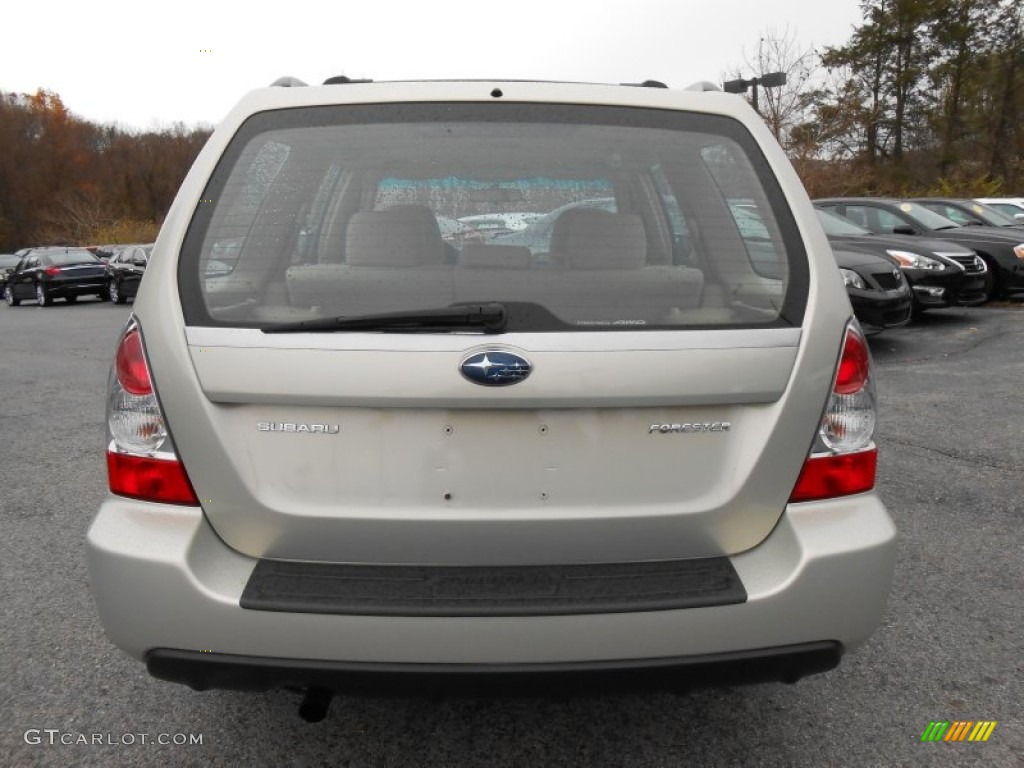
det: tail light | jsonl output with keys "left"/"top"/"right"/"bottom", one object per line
{"left": 44, "top": 266, "right": 61, "bottom": 276}
{"left": 106, "top": 320, "right": 198, "bottom": 505}
{"left": 790, "top": 321, "right": 877, "bottom": 502}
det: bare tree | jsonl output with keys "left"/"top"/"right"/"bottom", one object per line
{"left": 37, "top": 189, "right": 107, "bottom": 244}
{"left": 727, "top": 26, "right": 818, "bottom": 148}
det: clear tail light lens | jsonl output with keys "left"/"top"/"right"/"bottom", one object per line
{"left": 106, "top": 320, "right": 198, "bottom": 505}
{"left": 790, "top": 321, "right": 877, "bottom": 502}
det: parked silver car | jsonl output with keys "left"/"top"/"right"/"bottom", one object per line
{"left": 87, "top": 77, "right": 896, "bottom": 720}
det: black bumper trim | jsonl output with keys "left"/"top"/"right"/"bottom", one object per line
{"left": 146, "top": 641, "right": 842, "bottom": 696}
{"left": 240, "top": 557, "right": 747, "bottom": 617}
{"left": 849, "top": 293, "right": 912, "bottom": 331}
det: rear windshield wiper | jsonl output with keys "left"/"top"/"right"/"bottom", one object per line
{"left": 261, "top": 303, "right": 507, "bottom": 334}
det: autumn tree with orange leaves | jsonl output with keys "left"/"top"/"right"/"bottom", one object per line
{"left": 0, "top": 89, "right": 210, "bottom": 251}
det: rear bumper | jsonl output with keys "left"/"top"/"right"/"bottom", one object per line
{"left": 45, "top": 278, "right": 107, "bottom": 297}
{"left": 146, "top": 641, "right": 841, "bottom": 695}
{"left": 87, "top": 493, "right": 896, "bottom": 689}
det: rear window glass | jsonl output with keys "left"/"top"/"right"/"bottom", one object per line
{"left": 48, "top": 250, "right": 100, "bottom": 265}
{"left": 180, "top": 103, "right": 807, "bottom": 330}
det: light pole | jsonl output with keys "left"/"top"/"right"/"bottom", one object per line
{"left": 722, "top": 71, "right": 787, "bottom": 114}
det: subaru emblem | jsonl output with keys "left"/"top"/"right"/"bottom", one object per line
{"left": 460, "top": 350, "right": 532, "bottom": 387}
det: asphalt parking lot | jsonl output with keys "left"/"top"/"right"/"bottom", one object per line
{"left": 1, "top": 297, "right": 1021, "bottom": 767}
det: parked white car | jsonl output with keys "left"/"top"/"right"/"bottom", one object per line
{"left": 458, "top": 212, "right": 543, "bottom": 232}
{"left": 87, "top": 77, "right": 896, "bottom": 721}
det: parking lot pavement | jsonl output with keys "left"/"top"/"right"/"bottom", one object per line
{"left": 1, "top": 299, "right": 1021, "bottom": 767}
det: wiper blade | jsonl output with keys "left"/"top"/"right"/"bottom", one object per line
{"left": 261, "top": 303, "right": 508, "bottom": 334}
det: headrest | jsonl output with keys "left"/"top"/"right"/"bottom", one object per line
{"left": 549, "top": 207, "right": 591, "bottom": 255}
{"left": 345, "top": 208, "right": 445, "bottom": 267}
{"left": 458, "top": 244, "right": 532, "bottom": 269}
{"left": 561, "top": 209, "right": 647, "bottom": 269}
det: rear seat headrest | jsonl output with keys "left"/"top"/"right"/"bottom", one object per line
{"left": 345, "top": 208, "right": 445, "bottom": 266}
{"left": 554, "top": 209, "right": 648, "bottom": 269}
{"left": 459, "top": 244, "right": 532, "bottom": 269}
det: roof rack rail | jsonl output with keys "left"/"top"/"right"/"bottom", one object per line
{"left": 323, "top": 75, "right": 374, "bottom": 85}
{"left": 271, "top": 76, "right": 307, "bottom": 88}
{"left": 622, "top": 80, "right": 668, "bottom": 89}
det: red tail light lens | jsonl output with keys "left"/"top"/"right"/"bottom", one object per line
{"left": 44, "top": 266, "right": 61, "bottom": 276}
{"left": 107, "top": 452, "right": 199, "bottom": 505}
{"left": 835, "top": 330, "right": 870, "bottom": 395}
{"left": 115, "top": 328, "right": 152, "bottom": 396}
{"left": 790, "top": 449, "right": 877, "bottom": 503}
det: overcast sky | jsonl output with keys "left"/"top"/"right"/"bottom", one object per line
{"left": 2, "top": 0, "right": 864, "bottom": 130}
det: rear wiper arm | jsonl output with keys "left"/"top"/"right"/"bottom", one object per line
{"left": 261, "top": 303, "right": 508, "bottom": 334}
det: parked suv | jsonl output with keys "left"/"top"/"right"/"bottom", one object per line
{"left": 87, "top": 78, "right": 896, "bottom": 720}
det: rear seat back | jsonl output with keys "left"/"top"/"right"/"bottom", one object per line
{"left": 287, "top": 208, "right": 703, "bottom": 323}
{"left": 287, "top": 208, "right": 453, "bottom": 314}
{"left": 458, "top": 244, "right": 532, "bottom": 269}
{"left": 454, "top": 244, "right": 535, "bottom": 304}
{"left": 540, "top": 209, "right": 704, "bottom": 324}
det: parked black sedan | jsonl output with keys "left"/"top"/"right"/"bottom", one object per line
{"left": 4, "top": 247, "right": 109, "bottom": 307}
{"left": 814, "top": 197, "right": 1024, "bottom": 299}
{"left": 815, "top": 208, "right": 986, "bottom": 312}
{"left": 832, "top": 247, "right": 912, "bottom": 334}
{"left": 105, "top": 244, "right": 151, "bottom": 304}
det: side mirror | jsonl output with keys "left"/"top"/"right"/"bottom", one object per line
{"left": 892, "top": 225, "right": 917, "bottom": 235}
